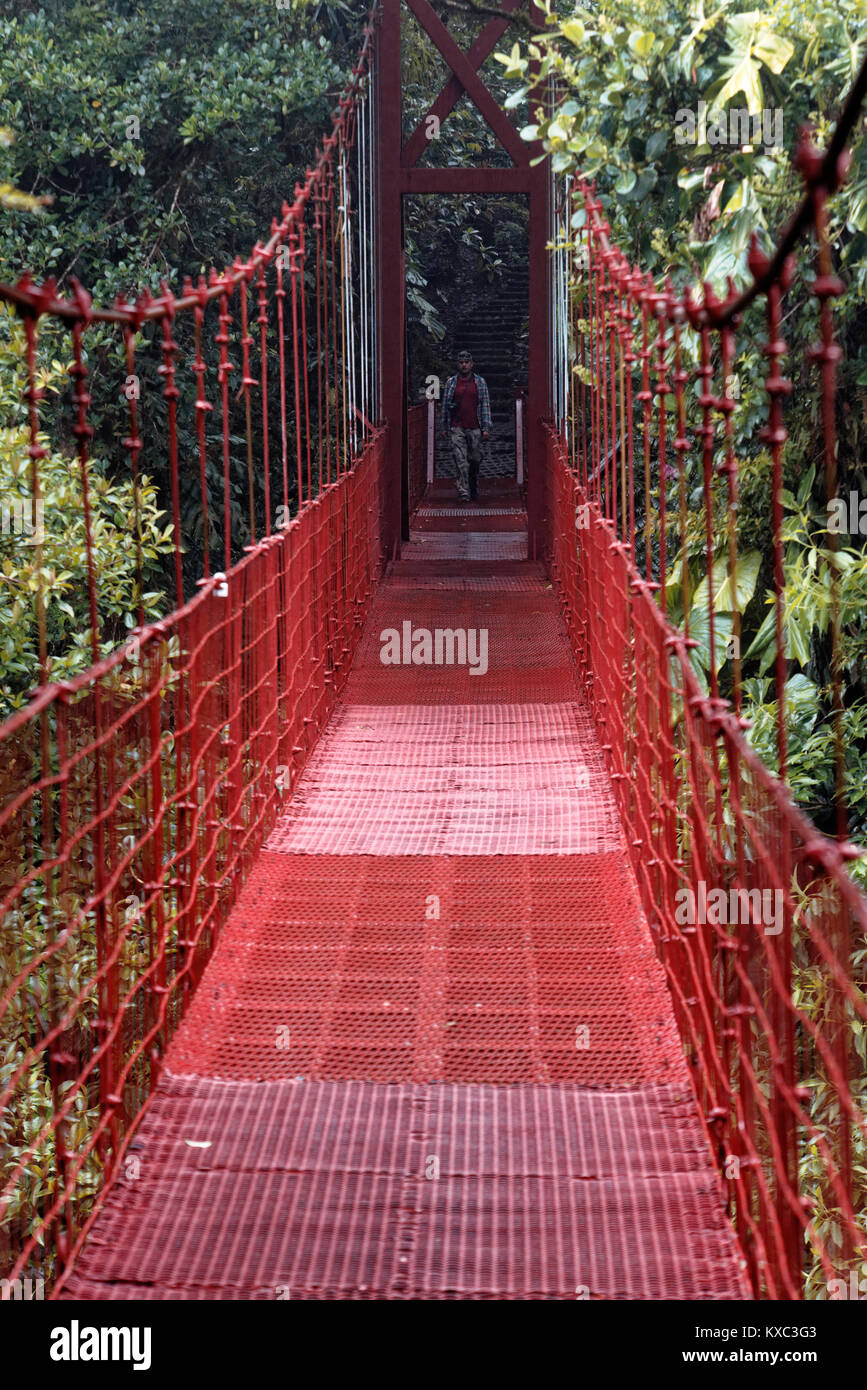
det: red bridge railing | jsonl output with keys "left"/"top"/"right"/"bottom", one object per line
{"left": 545, "top": 61, "right": 867, "bottom": 1297}
{"left": 0, "top": 20, "right": 384, "bottom": 1289}
{"left": 407, "top": 400, "right": 428, "bottom": 515}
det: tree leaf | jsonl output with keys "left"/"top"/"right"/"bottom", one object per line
{"left": 561, "top": 19, "right": 585, "bottom": 47}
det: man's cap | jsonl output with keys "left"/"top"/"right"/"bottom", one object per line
{"left": 456, "top": 350, "right": 473, "bottom": 361}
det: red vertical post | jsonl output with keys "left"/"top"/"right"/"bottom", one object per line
{"left": 377, "top": 0, "right": 405, "bottom": 555}
{"left": 526, "top": 2, "right": 549, "bottom": 559}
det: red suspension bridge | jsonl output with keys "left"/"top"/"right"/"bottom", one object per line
{"left": 1, "top": 1, "right": 866, "bottom": 1301}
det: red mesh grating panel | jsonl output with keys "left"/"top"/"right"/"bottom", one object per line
{"left": 344, "top": 666, "right": 578, "bottom": 705}
{"left": 401, "top": 532, "right": 528, "bottom": 561}
{"left": 412, "top": 511, "right": 528, "bottom": 532}
{"left": 58, "top": 1076, "right": 750, "bottom": 1300}
{"left": 354, "top": 590, "right": 573, "bottom": 647}
{"left": 387, "top": 575, "right": 545, "bottom": 593}
{"left": 264, "top": 704, "right": 622, "bottom": 854}
{"left": 348, "top": 586, "right": 574, "bottom": 669}
{"left": 415, "top": 508, "right": 526, "bottom": 517}
{"left": 422, "top": 480, "right": 523, "bottom": 504}
{"left": 342, "top": 575, "right": 581, "bottom": 704}
{"left": 164, "top": 852, "right": 683, "bottom": 1085}
{"left": 395, "top": 560, "right": 536, "bottom": 581}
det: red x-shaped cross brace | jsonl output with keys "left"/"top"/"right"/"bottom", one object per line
{"left": 401, "top": 0, "right": 529, "bottom": 168}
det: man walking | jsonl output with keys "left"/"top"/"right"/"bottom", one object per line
{"left": 441, "top": 350, "right": 492, "bottom": 502}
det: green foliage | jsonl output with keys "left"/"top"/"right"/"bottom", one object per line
{"left": 0, "top": 0, "right": 348, "bottom": 302}
{"left": 0, "top": 0, "right": 366, "bottom": 640}
{"left": 499, "top": 0, "right": 866, "bottom": 285}
{"left": 406, "top": 200, "right": 516, "bottom": 344}
{"left": 0, "top": 305, "right": 174, "bottom": 717}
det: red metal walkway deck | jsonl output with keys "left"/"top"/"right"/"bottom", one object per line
{"left": 60, "top": 485, "right": 750, "bottom": 1300}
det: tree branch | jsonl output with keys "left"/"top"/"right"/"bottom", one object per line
{"left": 141, "top": 178, "right": 185, "bottom": 274}
{"left": 438, "top": 0, "right": 536, "bottom": 35}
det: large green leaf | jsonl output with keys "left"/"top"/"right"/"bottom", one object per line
{"left": 744, "top": 591, "right": 814, "bottom": 671}
{"left": 691, "top": 549, "right": 762, "bottom": 615}
{"left": 684, "top": 603, "right": 734, "bottom": 678}
{"left": 713, "top": 12, "right": 794, "bottom": 114}
{"left": 561, "top": 19, "right": 585, "bottom": 47}
{"left": 628, "top": 30, "right": 656, "bottom": 58}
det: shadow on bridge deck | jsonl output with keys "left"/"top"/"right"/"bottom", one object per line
{"left": 59, "top": 480, "right": 750, "bottom": 1301}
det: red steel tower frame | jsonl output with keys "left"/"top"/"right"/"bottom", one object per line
{"left": 377, "top": 0, "right": 550, "bottom": 551}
